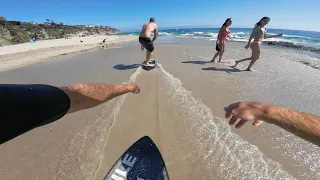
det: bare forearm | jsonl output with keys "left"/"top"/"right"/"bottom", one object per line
{"left": 152, "top": 34, "right": 158, "bottom": 42}
{"left": 265, "top": 34, "right": 282, "bottom": 39}
{"left": 61, "top": 83, "right": 136, "bottom": 113}
{"left": 267, "top": 106, "right": 320, "bottom": 146}
{"left": 152, "top": 37, "right": 157, "bottom": 42}
{"left": 247, "top": 36, "right": 253, "bottom": 44}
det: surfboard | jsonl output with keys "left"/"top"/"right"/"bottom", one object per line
{"left": 104, "top": 136, "right": 169, "bottom": 180}
{"left": 141, "top": 59, "right": 157, "bottom": 71}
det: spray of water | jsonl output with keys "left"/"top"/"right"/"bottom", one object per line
{"left": 54, "top": 68, "right": 142, "bottom": 180}
{"left": 157, "top": 64, "right": 295, "bottom": 180}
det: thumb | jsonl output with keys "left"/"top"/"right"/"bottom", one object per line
{"left": 252, "top": 120, "right": 264, "bottom": 127}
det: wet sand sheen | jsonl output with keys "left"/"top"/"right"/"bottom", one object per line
{"left": 94, "top": 66, "right": 294, "bottom": 180}
{"left": 1, "top": 40, "right": 319, "bottom": 180}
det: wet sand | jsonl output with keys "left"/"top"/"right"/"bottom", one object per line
{"left": 0, "top": 39, "right": 319, "bottom": 180}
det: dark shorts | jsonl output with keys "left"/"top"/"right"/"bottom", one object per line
{"left": 139, "top": 37, "right": 154, "bottom": 52}
{"left": 0, "top": 84, "right": 70, "bottom": 144}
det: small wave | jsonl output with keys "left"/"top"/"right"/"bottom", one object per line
{"left": 282, "top": 34, "right": 304, "bottom": 38}
{"left": 194, "top": 32, "right": 205, "bottom": 35}
{"left": 179, "top": 33, "right": 195, "bottom": 36}
{"left": 159, "top": 32, "right": 172, "bottom": 36}
{"left": 232, "top": 32, "right": 247, "bottom": 35}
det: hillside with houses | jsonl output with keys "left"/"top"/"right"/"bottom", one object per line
{"left": 0, "top": 17, "right": 119, "bottom": 46}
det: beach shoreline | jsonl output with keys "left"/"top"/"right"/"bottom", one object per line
{"left": 0, "top": 35, "right": 137, "bottom": 72}
{"left": 0, "top": 39, "right": 319, "bottom": 180}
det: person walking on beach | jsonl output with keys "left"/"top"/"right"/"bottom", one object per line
{"left": 139, "top": 17, "right": 158, "bottom": 66}
{"left": 231, "top": 17, "right": 283, "bottom": 71}
{"left": 210, "top": 18, "right": 233, "bottom": 63}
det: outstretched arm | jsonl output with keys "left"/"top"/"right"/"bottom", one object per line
{"left": 264, "top": 33, "right": 283, "bottom": 39}
{"left": 61, "top": 83, "right": 140, "bottom": 113}
{"left": 0, "top": 83, "right": 140, "bottom": 144}
{"left": 224, "top": 102, "right": 320, "bottom": 146}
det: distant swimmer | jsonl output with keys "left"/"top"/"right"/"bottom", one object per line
{"left": 0, "top": 83, "right": 140, "bottom": 144}
{"left": 224, "top": 102, "right": 320, "bottom": 147}
{"left": 210, "top": 18, "right": 233, "bottom": 63}
{"left": 231, "top": 17, "right": 283, "bottom": 71}
{"left": 139, "top": 17, "right": 158, "bottom": 66}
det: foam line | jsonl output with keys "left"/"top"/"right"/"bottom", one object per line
{"left": 157, "top": 64, "right": 295, "bottom": 179}
{"left": 54, "top": 67, "right": 142, "bottom": 180}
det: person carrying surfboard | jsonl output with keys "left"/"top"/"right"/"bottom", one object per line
{"left": 139, "top": 17, "right": 158, "bottom": 66}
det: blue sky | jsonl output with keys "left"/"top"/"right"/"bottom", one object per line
{"left": 1, "top": 0, "right": 319, "bottom": 32}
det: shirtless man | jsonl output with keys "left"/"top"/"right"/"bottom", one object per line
{"left": 139, "top": 17, "right": 158, "bottom": 66}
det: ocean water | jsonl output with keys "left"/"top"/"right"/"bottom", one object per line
{"left": 125, "top": 28, "right": 320, "bottom": 49}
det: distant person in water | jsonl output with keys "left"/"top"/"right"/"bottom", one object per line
{"left": 210, "top": 18, "right": 233, "bottom": 63}
{"left": 231, "top": 17, "right": 283, "bottom": 71}
{"left": 139, "top": 17, "right": 159, "bottom": 66}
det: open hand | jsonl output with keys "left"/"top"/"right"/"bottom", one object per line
{"left": 224, "top": 102, "right": 272, "bottom": 129}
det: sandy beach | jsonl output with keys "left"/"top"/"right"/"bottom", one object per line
{"left": 0, "top": 37, "right": 319, "bottom": 180}
{"left": 0, "top": 35, "right": 137, "bottom": 71}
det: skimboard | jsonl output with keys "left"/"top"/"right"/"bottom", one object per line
{"left": 104, "top": 136, "right": 169, "bottom": 180}
{"left": 141, "top": 59, "right": 157, "bottom": 71}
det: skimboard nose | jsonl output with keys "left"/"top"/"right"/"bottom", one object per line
{"left": 104, "top": 136, "right": 169, "bottom": 180}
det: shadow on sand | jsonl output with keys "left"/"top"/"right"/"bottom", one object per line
{"left": 202, "top": 67, "right": 242, "bottom": 74}
{"left": 182, "top": 60, "right": 210, "bottom": 65}
{"left": 113, "top": 64, "right": 141, "bottom": 70}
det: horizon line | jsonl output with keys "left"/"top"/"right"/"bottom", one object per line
{"left": 120, "top": 27, "right": 320, "bottom": 33}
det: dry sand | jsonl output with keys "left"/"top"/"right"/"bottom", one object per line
{"left": 0, "top": 39, "right": 319, "bottom": 180}
{"left": 0, "top": 35, "right": 137, "bottom": 71}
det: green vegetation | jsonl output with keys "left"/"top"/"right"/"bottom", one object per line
{"left": 0, "top": 17, "right": 119, "bottom": 45}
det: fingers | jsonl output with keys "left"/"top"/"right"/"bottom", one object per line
{"left": 235, "top": 119, "right": 248, "bottom": 129}
{"left": 133, "top": 84, "right": 140, "bottom": 94}
{"left": 224, "top": 102, "right": 239, "bottom": 118}
{"left": 224, "top": 107, "right": 232, "bottom": 118}
{"left": 228, "top": 116, "right": 238, "bottom": 126}
{"left": 252, "top": 120, "right": 264, "bottom": 127}
{"left": 127, "top": 83, "right": 140, "bottom": 94}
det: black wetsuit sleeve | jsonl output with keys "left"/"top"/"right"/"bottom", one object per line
{"left": 0, "top": 84, "right": 70, "bottom": 144}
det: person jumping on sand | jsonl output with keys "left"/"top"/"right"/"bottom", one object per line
{"left": 231, "top": 17, "right": 283, "bottom": 71}
{"left": 210, "top": 18, "right": 233, "bottom": 63}
{"left": 139, "top": 17, "right": 158, "bottom": 66}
